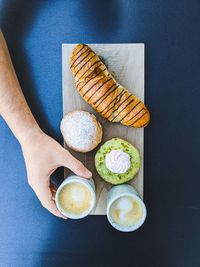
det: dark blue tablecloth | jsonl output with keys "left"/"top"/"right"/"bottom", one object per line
{"left": 0, "top": 1, "right": 200, "bottom": 266}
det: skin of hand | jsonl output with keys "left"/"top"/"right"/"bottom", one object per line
{"left": 21, "top": 129, "right": 92, "bottom": 219}
{"left": 0, "top": 30, "right": 91, "bottom": 219}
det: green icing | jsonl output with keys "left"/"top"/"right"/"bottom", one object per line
{"left": 95, "top": 138, "right": 141, "bottom": 185}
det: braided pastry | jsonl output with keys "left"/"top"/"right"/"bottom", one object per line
{"left": 70, "top": 44, "right": 150, "bottom": 128}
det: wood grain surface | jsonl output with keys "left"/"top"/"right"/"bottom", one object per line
{"left": 62, "top": 44, "right": 144, "bottom": 215}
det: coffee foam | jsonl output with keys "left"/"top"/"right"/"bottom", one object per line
{"left": 59, "top": 182, "right": 93, "bottom": 215}
{"left": 71, "top": 187, "right": 86, "bottom": 203}
{"left": 110, "top": 196, "right": 143, "bottom": 226}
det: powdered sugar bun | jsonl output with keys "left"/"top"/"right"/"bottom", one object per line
{"left": 61, "top": 110, "right": 102, "bottom": 152}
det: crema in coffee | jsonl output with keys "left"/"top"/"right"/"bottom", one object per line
{"left": 110, "top": 196, "right": 143, "bottom": 226}
{"left": 58, "top": 182, "right": 93, "bottom": 215}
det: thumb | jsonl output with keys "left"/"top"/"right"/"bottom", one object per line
{"left": 60, "top": 149, "right": 92, "bottom": 179}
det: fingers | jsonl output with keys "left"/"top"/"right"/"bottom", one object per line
{"left": 44, "top": 199, "right": 66, "bottom": 219}
{"left": 31, "top": 180, "right": 67, "bottom": 219}
{"left": 50, "top": 182, "right": 57, "bottom": 201}
{"left": 60, "top": 149, "right": 92, "bottom": 178}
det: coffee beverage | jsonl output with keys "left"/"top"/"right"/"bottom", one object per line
{"left": 58, "top": 182, "right": 93, "bottom": 215}
{"left": 107, "top": 184, "right": 146, "bottom": 232}
{"left": 56, "top": 175, "right": 96, "bottom": 219}
{"left": 110, "top": 196, "right": 143, "bottom": 227}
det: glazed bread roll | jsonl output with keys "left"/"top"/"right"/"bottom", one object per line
{"left": 70, "top": 44, "right": 150, "bottom": 128}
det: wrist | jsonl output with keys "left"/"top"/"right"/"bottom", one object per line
{"left": 18, "top": 125, "right": 43, "bottom": 147}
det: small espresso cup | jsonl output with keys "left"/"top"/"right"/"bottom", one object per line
{"left": 56, "top": 174, "right": 96, "bottom": 219}
{"left": 107, "top": 184, "right": 147, "bottom": 232}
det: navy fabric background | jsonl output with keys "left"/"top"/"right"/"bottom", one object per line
{"left": 0, "top": 1, "right": 200, "bottom": 266}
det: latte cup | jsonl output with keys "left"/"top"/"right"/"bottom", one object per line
{"left": 107, "top": 184, "right": 147, "bottom": 232}
{"left": 56, "top": 174, "right": 96, "bottom": 219}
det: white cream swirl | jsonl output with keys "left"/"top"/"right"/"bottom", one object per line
{"left": 105, "top": 150, "right": 131, "bottom": 174}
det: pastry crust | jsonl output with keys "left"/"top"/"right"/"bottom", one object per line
{"left": 70, "top": 44, "right": 150, "bottom": 128}
{"left": 61, "top": 110, "right": 102, "bottom": 152}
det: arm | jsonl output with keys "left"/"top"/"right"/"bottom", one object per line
{"left": 0, "top": 30, "right": 91, "bottom": 218}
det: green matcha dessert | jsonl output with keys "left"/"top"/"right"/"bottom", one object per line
{"left": 95, "top": 138, "right": 140, "bottom": 184}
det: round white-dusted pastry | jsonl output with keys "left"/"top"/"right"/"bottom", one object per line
{"left": 61, "top": 110, "right": 102, "bottom": 152}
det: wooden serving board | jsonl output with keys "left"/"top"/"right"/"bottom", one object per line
{"left": 62, "top": 44, "right": 144, "bottom": 215}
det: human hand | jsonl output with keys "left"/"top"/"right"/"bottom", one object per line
{"left": 20, "top": 129, "right": 92, "bottom": 219}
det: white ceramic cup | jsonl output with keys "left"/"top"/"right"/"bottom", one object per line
{"left": 107, "top": 184, "right": 147, "bottom": 232}
{"left": 55, "top": 174, "right": 96, "bottom": 219}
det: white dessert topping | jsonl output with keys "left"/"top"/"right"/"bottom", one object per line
{"left": 105, "top": 149, "right": 131, "bottom": 174}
